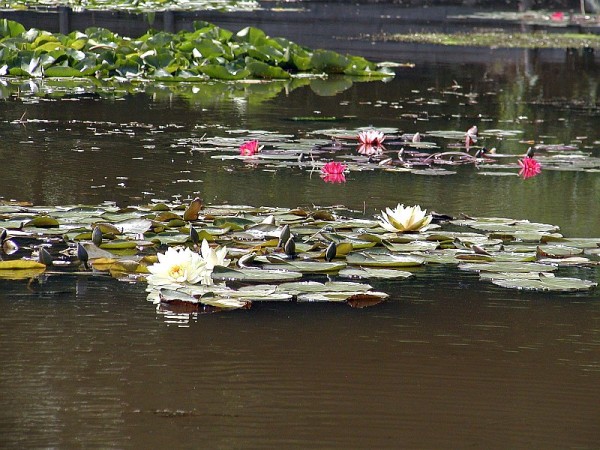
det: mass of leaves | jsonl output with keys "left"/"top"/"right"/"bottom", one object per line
{"left": 0, "top": 19, "right": 393, "bottom": 80}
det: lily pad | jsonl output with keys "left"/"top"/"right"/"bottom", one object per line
{"left": 490, "top": 276, "right": 597, "bottom": 292}
{"left": 459, "top": 261, "right": 557, "bottom": 273}
{"left": 346, "top": 252, "right": 425, "bottom": 267}
{"left": 338, "top": 267, "right": 414, "bottom": 280}
{"left": 211, "top": 266, "right": 302, "bottom": 282}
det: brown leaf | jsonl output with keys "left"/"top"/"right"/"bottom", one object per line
{"left": 346, "top": 294, "right": 385, "bottom": 309}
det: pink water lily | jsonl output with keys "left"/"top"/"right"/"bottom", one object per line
{"left": 358, "top": 129, "right": 385, "bottom": 146}
{"left": 239, "top": 140, "right": 262, "bottom": 156}
{"left": 321, "top": 161, "right": 347, "bottom": 183}
{"left": 322, "top": 161, "right": 347, "bottom": 175}
{"left": 518, "top": 156, "right": 542, "bottom": 179}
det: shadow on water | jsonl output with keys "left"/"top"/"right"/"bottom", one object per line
{"left": 1, "top": 7, "right": 600, "bottom": 448}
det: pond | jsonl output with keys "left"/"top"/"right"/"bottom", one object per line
{"left": 1, "top": 41, "right": 600, "bottom": 447}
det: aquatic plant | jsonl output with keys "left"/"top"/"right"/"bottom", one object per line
{"left": 321, "top": 161, "right": 347, "bottom": 175}
{"left": 0, "top": 19, "right": 394, "bottom": 81}
{"left": 358, "top": 129, "right": 386, "bottom": 146}
{"left": 239, "top": 140, "right": 262, "bottom": 156}
{"left": 147, "top": 246, "right": 209, "bottom": 285}
{"left": 518, "top": 156, "right": 542, "bottom": 179}
{"left": 0, "top": 0, "right": 260, "bottom": 12}
{"left": 321, "top": 161, "right": 348, "bottom": 183}
{"left": 378, "top": 204, "right": 433, "bottom": 233}
{"left": 0, "top": 198, "right": 598, "bottom": 315}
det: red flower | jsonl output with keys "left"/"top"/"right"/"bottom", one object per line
{"left": 239, "top": 140, "right": 262, "bottom": 156}
{"left": 550, "top": 11, "right": 565, "bottom": 21}
{"left": 321, "top": 161, "right": 347, "bottom": 183}
{"left": 321, "top": 161, "right": 347, "bottom": 175}
{"left": 518, "top": 157, "right": 542, "bottom": 179}
{"left": 322, "top": 172, "right": 347, "bottom": 184}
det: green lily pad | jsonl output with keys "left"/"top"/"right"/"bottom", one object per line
{"left": 262, "top": 260, "right": 347, "bottom": 273}
{"left": 338, "top": 267, "right": 414, "bottom": 280}
{"left": 490, "top": 276, "right": 597, "bottom": 292}
{"left": 25, "top": 215, "right": 60, "bottom": 228}
{"left": 346, "top": 252, "right": 425, "bottom": 267}
{"left": 459, "top": 261, "right": 557, "bottom": 273}
{"left": 211, "top": 266, "right": 302, "bottom": 282}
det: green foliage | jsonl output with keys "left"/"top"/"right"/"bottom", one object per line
{"left": 0, "top": 19, "right": 393, "bottom": 81}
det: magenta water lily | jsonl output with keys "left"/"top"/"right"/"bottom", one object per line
{"left": 240, "top": 140, "right": 262, "bottom": 156}
{"left": 518, "top": 156, "right": 542, "bottom": 179}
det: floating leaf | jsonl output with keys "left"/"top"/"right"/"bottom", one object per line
{"left": 459, "top": 261, "right": 557, "bottom": 273}
{"left": 491, "top": 276, "right": 597, "bottom": 292}
{"left": 263, "top": 260, "right": 347, "bottom": 273}
{"left": 338, "top": 267, "right": 415, "bottom": 280}
{"left": 346, "top": 252, "right": 425, "bottom": 267}
{"left": 211, "top": 266, "right": 302, "bottom": 282}
{"left": 25, "top": 215, "right": 60, "bottom": 228}
{"left": 0, "top": 259, "right": 46, "bottom": 270}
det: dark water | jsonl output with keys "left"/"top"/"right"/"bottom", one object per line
{"left": 1, "top": 43, "right": 600, "bottom": 447}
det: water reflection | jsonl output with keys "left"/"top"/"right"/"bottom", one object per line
{"left": 1, "top": 268, "right": 600, "bottom": 448}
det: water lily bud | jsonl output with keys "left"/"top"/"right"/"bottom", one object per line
{"left": 3, "top": 238, "right": 18, "bottom": 255}
{"left": 38, "top": 247, "right": 53, "bottom": 266}
{"left": 278, "top": 224, "right": 291, "bottom": 248}
{"left": 92, "top": 226, "right": 103, "bottom": 246}
{"left": 325, "top": 242, "right": 337, "bottom": 262}
{"left": 77, "top": 243, "right": 89, "bottom": 270}
{"left": 284, "top": 237, "right": 295, "bottom": 257}
{"left": 189, "top": 226, "right": 200, "bottom": 245}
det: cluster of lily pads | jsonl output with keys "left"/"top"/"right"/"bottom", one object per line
{"left": 0, "top": 19, "right": 393, "bottom": 80}
{"left": 223, "top": 126, "right": 561, "bottom": 182}
{"left": 4, "top": 0, "right": 259, "bottom": 12}
{"left": 0, "top": 198, "right": 597, "bottom": 314}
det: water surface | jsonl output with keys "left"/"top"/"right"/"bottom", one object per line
{"left": 1, "top": 44, "right": 599, "bottom": 448}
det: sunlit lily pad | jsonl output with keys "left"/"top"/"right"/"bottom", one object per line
{"left": 338, "top": 267, "right": 414, "bottom": 280}
{"left": 211, "top": 266, "right": 302, "bottom": 282}
{"left": 459, "top": 261, "right": 557, "bottom": 273}
{"left": 490, "top": 276, "right": 597, "bottom": 292}
{"left": 346, "top": 252, "right": 425, "bottom": 267}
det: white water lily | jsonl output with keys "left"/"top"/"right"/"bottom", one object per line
{"left": 199, "top": 239, "right": 231, "bottom": 284}
{"left": 378, "top": 204, "right": 433, "bottom": 233}
{"left": 147, "top": 247, "right": 208, "bottom": 286}
{"left": 200, "top": 239, "right": 231, "bottom": 270}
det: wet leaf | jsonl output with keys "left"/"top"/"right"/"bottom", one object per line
{"left": 25, "top": 215, "right": 60, "bottom": 228}
{"left": 459, "top": 261, "right": 557, "bottom": 273}
{"left": 491, "top": 276, "right": 597, "bottom": 292}
{"left": 211, "top": 265, "right": 302, "bottom": 282}
{"left": 0, "top": 259, "right": 46, "bottom": 270}
{"left": 338, "top": 267, "right": 414, "bottom": 280}
{"left": 346, "top": 252, "right": 425, "bottom": 267}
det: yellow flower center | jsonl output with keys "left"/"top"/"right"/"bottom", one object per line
{"left": 168, "top": 264, "right": 185, "bottom": 280}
